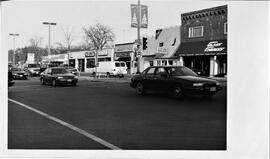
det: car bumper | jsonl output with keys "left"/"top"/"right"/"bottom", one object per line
{"left": 13, "top": 74, "right": 28, "bottom": 79}
{"left": 184, "top": 85, "right": 222, "bottom": 95}
{"left": 56, "top": 78, "right": 78, "bottom": 84}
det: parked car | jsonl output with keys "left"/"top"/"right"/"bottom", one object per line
{"left": 130, "top": 66, "right": 222, "bottom": 98}
{"left": 64, "top": 66, "right": 79, "bottom": 76}
{"left": 8, "top": 70, "right": 14, "bottom": 87}
{"left": 25, "top": 64, "right": 41, "bottom": 76}
{"left": 40, "top": 67, "right": 78, "bottom": 86}
{"left": 11, "top": 67, "right": 28, "bottom": 80}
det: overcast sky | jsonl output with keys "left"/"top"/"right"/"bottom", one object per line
{"left": 2, "top": 0, "right": 227, "bottom": 51}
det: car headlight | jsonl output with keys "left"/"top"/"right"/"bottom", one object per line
{"left": 216, "top": 82, "right": 221, "bottom": 86}
{"left": 14, "top": 73, "right": 18, "bottom": 75}
{"left": 193, "top": 83, "right": 204, "bottom": 87}
{"left": 74, "top": 76, "right": 78, "bottom": 79}
{"left": 57, "top": 76, "right": 63, "bottom": 79}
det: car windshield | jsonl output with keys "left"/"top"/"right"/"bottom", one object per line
{"left": 167, "top": 67, "right": 198, "bottom": 76}
{"left": 52, "top": 68, "right": 69, "bottom": 74}
{"left": 12, "top": 68, "right": 23, "bottom": 71}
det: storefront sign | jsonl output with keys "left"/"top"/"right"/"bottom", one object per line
{"left": 115, "top": 52, "right": 130, "bottom": 57}
{"left": 85, "top": 51, "right": 95, "bottom": 57}
{"left": 156, "top": 47, "right": 168, "bottom": 54}
{"left": 98, "top": 50, "right": 108, "bottom": 56}
{"left": 204, "top": 41, "right": 225, "bottom": 52}
{"left": 115, "top": 44, "right": 134, "bottom": 52}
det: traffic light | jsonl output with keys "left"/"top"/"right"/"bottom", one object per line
{"left": 142, "top": 37, "right": 148, "bottom": 50}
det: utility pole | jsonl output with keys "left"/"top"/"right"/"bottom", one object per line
{"left": 9, "top": 33, "right": 19, "bottom": 66}
{"left": 136, "top": 0, "right": 141, "bottom": 73}
{"left": 43, "top": 22, "right": 56, "bottom": 63}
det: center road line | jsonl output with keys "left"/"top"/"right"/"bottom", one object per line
{"left": 8, "top": 98, "right": 122, "bottom": 150}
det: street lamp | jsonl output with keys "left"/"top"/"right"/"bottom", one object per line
{"left": 9, "top": 33, "right": 19, "bottom": 66}
{"left": 42, "top": 22, "right": 56, "bottom": 63}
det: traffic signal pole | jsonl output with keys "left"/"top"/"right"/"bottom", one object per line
{"left": 136, "top": 0, "right": 141, "bottom": 73}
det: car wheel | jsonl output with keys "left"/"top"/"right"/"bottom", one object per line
{"left": 106, "top": 72, "right": 110, "bottom": 78}
{"left": 172, "top": 85, "right": 183, "bottom": 98}
{"left": 40, "top": 78, "right": 45, "bottom": 85}
{"left": 52, "top": 79, "right": 57, "bottom": 87}
{"left": 203, "top": 93, "right": 213, "bottom": 99}
{"left": 72, "top": 82, "right": 77, "bottom": 86}
{"left": 136, "top": 82, "right": 146, "bottom": 95}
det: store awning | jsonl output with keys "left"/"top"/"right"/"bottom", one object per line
{"left": 175, "top": 39, "right": 227, "bottom": 56}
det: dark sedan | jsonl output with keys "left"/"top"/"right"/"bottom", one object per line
{"left": 130, "top": 66, "right": 222, "bottom": 98}
{"left": 40, "top": 67, "right": 78, "bottom": 86}
{"left": 11, "top": 67, "right": 28, "bottom": 80}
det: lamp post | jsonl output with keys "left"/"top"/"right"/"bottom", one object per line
{"left": 43, "top": 22, "right": 56, "bottom": 63}
{"left": 9, "top": 33, "right": 19, "bottom": 66}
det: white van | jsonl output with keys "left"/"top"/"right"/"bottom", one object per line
{"left": 92, "top": 61, "right": 128, "bottom": 77}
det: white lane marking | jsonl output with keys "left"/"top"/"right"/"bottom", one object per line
{"left": 8, "top": 98, "right": 122, "bottom": 150}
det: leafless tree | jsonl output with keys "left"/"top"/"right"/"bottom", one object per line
{"left": 82, "top": 23, "right": 115, "bottom": 76}
{"left": 83, "top": 23, "right": 115, "bottom": 51}
{"left": 29, "top": 36, "right": 43, "bottom": 48}
{"left": 62, "top": 26, "right": 75, "bottom": 51}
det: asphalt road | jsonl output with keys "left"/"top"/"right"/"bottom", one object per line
{"left": 8, "top": 77, "right": 227, "bottom": 150}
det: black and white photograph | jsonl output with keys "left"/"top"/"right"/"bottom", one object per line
{"left": 0, "top": 0, "right": 269, "bottom": 159}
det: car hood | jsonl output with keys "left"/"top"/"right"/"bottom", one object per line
{"left": 174, "top": 76, "right": 217, "bottom": 83}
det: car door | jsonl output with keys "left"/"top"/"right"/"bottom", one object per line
{"left": 155, "top": 67, "right": 171, "bottom": 91}
{"left": 142, "top": 67, "right": 156, "bottom": 90}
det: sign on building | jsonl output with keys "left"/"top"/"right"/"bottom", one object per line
{"left": 27, "top": 53, "right": 35, "bottom": 64}
{"left": 130, "top": 4, "right": 148, "bottom": 28}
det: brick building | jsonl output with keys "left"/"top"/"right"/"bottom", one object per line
{"left": 175, "top": 5, "right": 227, "bottom": 77}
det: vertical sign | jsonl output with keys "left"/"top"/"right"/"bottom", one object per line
{"left": 131, "top": 4, "right": 138, "bottom": 28}
{"left": 140, "top": 5, "right": 148, "bottom": 28}
{"left": 131, "top": 4, "right": 148, "bottom": 28}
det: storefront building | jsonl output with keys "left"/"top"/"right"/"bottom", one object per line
{"left": 141, "top": 26, "right": 182, "bottom": 71}
{"left": 114, "top": 43, "right": 136, "bottom": 74}
{"left": 175, "top": 5, "right": 227, "bottom": 77}
{"left": 68, "top": 48, "right": 114, "bottom": 72}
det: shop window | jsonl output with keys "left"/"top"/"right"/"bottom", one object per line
{"left": 162, "top": 60, "right": 167, "bottom": 66}
{"left": 224, "top": 22, "right": 227, "bottom": 34}
{"left": 86, "top": 59, "right": 95, "bottom": 68}
{"left": 189, "top": 26, "right": 204, "bottom": 38}
{"left": 168, "top": 60, "right": 173, "bottom": 65}
{"left": 157, "top": 60, "right": 161, "bottom": 66}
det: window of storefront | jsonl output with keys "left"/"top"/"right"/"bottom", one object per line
{"left": 157, "top": 60, "right": 161, "bottom": 66}
{"left": 189, "top": 26, "right": 204, "bottom": 38}
{"left": 162, "top": 60, "right": 167, "bottom": 66}
{"left": 168, "top": 60, "right": 173, "bottom": 66}
{"left": 86, "top": 58, "right": 95, "bottom": 68}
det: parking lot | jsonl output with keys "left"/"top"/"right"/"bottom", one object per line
{"left": 8, "top": 77, "right": 227, "bottom": 150}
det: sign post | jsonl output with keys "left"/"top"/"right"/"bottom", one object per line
{"left": 131, "top": 1, "right": 148, "bottom": 73}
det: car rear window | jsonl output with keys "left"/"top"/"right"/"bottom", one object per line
{"left": 115, "top": 63, "right": 120, "bottom": 67}
{"left": 52, "top": 68, "right": 69, "bottom": 74}
{"left": 120, "top": 63, "right": 125, "bottom": 67}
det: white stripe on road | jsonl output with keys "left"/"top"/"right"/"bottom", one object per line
{"left": 8, "top": 98, "right": 122, "bottom": 150}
